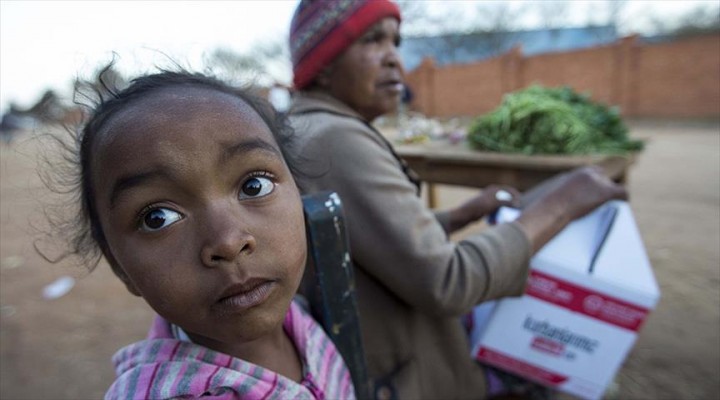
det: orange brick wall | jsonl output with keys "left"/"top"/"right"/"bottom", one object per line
{"left": 522, "top": 46, "right": 617, "bottom": 104}
{"left": 633, "top": 35, "right": 720, "bottom": 117}
{"left": 405, "top": 34, "right": 720, "bottom": 118}
{"left": 436, "top": 58, "right": 505, "bottom": 116}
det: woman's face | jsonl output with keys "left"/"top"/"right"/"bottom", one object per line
{"left": 90, "top": 86, "right": 307, "bottom": 354}
{"left": 323, "top": 17, "right": 404, "bottom": 121}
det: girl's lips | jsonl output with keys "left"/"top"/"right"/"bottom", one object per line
{"left": 216, "top": 280, "right": 276, "bottom": 312}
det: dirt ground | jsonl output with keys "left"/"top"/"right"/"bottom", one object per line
{"left": 0, "top": 119, "right": 718, "bottom": 400}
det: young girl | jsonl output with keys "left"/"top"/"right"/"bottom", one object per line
{"left": 44, "top": 68, "right": 355, "bottom": 399}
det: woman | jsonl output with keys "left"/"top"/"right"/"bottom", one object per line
{"left": 287, "top": 1, "right": 627, "bottom": 398}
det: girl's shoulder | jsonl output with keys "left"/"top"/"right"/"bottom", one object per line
{"left": 286, "top": 299, "right": 357, "bottom": 400}
{"left": 106, "top": 336, "right": 312, "bottom": 400}
{"left": 106, "top": 308, "right": 355, "bottom": 400}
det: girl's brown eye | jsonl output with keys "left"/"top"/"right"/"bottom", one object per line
{"left": 240, "top": 176, "right": 275, "bottom": 199}
{"left": 141, "top": 208, "right": 182, "bottom": 232}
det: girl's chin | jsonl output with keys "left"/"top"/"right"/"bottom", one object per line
{"left": 187, "top": 311, "right": 286, "bottom": 347}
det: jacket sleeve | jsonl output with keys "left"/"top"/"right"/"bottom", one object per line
{"left": 299, "top": 121, "right": 532, "bottom": 317}
{"left": 432, "top": 209, "right": 452, "bottom": 234}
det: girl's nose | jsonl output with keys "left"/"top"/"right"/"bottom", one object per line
{"left": 199, "top": 206, "right": 256, "bottom": 268}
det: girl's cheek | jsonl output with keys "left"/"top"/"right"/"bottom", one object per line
{"left": 285, "top": 212, "right": 307, "bottom": 279}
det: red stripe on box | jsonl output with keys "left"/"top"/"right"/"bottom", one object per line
{"left": 526, "top": 270, "right": 650, "bottom": 331}
{"left": 476, "top": 347, "right": 568, "bottom": 386}
{"left": 531, "top": 336, "right": 565, "bottom": 356}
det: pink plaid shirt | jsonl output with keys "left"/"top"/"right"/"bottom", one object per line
{"left": 106, "top": 301, "right": 355, "bottom": 399}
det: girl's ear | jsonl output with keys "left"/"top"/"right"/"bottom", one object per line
{"left": 100, "top": 243, "right": 142, "bottom": 297}
{"left": 112, "top": 263, "right": 142, "bottom": 297}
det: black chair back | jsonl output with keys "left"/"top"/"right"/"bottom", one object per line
{"left": 302, "top": 191, "right": 370, "bottom": 400}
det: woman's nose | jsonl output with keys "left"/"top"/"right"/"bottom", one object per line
{"left": 382, "top": 43, "right": 402, "bottom": 69}
{"left": 199, "top": 205, "right": 256, "bottom": 268}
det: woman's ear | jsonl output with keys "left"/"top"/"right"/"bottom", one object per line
{"left": 315, "top": 64, "right": 335, "bottom": 88}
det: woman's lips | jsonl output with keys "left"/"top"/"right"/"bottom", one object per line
{"left": 377, "top": 82, "right": 404, "bottom": 94}
{"left": 216, "top": 280, "right": 276, "bottom": 312}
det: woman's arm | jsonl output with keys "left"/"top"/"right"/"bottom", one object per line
{"left": 295, "top": 116, "right": 626, "bottom": 317}
{"left": 301, "top": 124, "right": 532, "bottom": 315}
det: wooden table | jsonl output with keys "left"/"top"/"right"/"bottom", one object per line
{"left": 395, "top": 142, "right": 636, "bottom": 208}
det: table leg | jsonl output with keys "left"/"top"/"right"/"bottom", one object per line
{"left": 428, "top": 183, "right": 438, "bottom": 209}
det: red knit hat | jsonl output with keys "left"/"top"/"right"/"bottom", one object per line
{"left": 289, "top": 0, "right": 402, "bottom": 90}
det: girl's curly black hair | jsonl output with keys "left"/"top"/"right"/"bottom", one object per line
{"left": 37, "top": 63, "right": 300, "bottom": 277}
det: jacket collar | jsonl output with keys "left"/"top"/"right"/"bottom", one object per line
{"left": 290, "top": 90, "right": 367, "bottom": 122}
{"left": 289, "top": 90, "right": 422, "bottom": 196}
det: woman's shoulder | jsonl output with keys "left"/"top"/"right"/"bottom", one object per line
{"left": 291, "top": 110, "right": 371, "bottom": 138}
{"left": 289, "top": 92, "right": 372, "bottom": 133}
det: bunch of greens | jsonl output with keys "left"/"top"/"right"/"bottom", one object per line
{"left": 467, "top": 85, "right": 643, "bottom": 155}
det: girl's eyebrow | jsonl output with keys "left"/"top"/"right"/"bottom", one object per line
{"left": 220, "top": 137, "right": 282, "bottom": 165}
{"left": 109, "top": 169, "right": 171, "bottom": 209}
{"left": 108, "top": 138, "right": 282, "bottom": 208}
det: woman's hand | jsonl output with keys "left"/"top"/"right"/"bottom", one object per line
{"left": 517, "top": 166, "right": 628, "bottom": 253}
{"left": 472, "top": 185, "right": 522, "bottom": 217}
{"left": 447, "top": 185, "right": 522, "bottom": 233}
{"left": 541, "top": 166, "right": 628, "bottom": 221}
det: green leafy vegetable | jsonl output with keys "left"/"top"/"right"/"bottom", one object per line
{"left": 467, "top": 85, "right": 643, "bottom": 155}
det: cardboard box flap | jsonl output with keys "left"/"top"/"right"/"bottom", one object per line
{"left": 494, "top": 201, "right": 660, "bottom": 308}
{"left": 591, "top": 202, "right": 660, "bottom": 304}
{"left": 533, "top": 202, "right": 619, "bottom": 275}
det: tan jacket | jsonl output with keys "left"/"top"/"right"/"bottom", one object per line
{"left": 288, "top": 91, "right": 532, "bottom": 400}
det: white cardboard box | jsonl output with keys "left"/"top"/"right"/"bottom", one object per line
{"left": 470, "top": 201, "right": 660, "bottom": 400}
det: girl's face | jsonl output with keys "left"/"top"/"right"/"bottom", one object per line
{"left": 90, "top": 86, "right": 307, "bottom": 351}
{"left": 323, "top": 17, "right": 404, "bottom": 121}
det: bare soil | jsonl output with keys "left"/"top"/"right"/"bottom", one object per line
{"left": 1, "top": 120, "right": 718, "bottom": 400}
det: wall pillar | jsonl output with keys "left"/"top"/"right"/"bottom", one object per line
{"left": 614, "top": 35, "right": 639, "bottom": 116}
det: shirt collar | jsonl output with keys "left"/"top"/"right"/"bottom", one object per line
{"left": 290, "top": 90, "right": 367, "bottom": 122}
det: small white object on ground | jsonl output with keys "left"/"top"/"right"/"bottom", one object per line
{"left": 1, "top": 256, "right": 24, "bottom": 270}
{"left": 42, "top": 276, "right": 76, "bottom": 300}
{"left": 0, "top": 305, "right": 16, "bottom": 317}
{"left": 495, "top": 190, "right": 513, "bottom": 202}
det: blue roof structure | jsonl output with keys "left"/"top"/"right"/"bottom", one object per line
{"left": 400, "top": 25, "right": 618, "bottom": 70}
